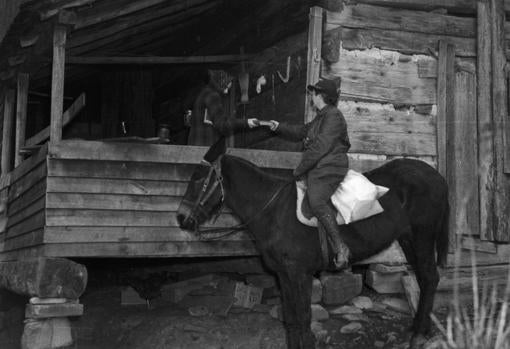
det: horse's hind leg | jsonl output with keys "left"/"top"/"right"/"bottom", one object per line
{"left": 277, "top": 270, "right": 315, "bottom": 349}
{"left": 400, "top": 231, "right": 440, "bottom": 348}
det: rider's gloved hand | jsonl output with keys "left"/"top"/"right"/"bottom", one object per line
{"left": 247, "top": 118, "right": 260, "bottom": 128}
{"left": 268, "top": 120, "right": 279, "bottom": 131}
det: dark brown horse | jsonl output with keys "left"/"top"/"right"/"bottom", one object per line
{"left": 177, "top": 139, "right": 449, "bottom": 349}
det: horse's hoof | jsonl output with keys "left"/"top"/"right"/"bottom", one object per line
{"left": 409, "top": 334, "right": 427, "bottom": 349}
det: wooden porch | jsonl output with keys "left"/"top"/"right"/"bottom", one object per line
{"left": 0, "top": 139, "right": 399, "bottom": 262}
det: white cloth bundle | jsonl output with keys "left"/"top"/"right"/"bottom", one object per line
{"left": 331, "top": 169, "right": 389, "bottom": 224}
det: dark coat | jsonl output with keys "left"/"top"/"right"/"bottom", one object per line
{"left": 188, "top": 85, "right": 248, "bottom": 146}
{"left": 277, "top": 104, "right": 350, "bottom": 216}
{"left": 277, "top": 104, "right": 351, "bottom": 181}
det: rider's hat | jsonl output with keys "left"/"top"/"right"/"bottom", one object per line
{"left": 307, "top": 78, "right": 340, "bottom": 100}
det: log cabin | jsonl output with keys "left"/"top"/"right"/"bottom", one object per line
{"left": 0, "top": 0, "right": 510, "bottom": 344}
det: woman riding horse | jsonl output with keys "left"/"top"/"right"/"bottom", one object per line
{"left": 266, "top": 78, "right": 351, "bottom": 268}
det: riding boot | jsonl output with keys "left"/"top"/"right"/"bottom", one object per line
{"left": 318, "top": 214, "right": 351, "bottom": 269}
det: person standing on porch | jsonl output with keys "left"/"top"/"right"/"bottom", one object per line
{"left": 187, "top": 70, "right": 258, "bottom": 146}
{"left": 266, "top": 78, "right": 351, "bottom": 268}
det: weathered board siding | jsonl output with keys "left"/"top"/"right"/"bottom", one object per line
{"left": 43, "top": 141, "right": 257, "bottom": 259}
{"left": 321, "top": 2, "right": 510, "bottom": 259}
{"left": 0, "top": 144, "right": 48, "bottom": 256}
{"left": 323, "top": 48, "right": 437, "bottom": 105}
{"left": 339, "top": 101, "right": 436, "bottom": 156}
{"left": 39, "top": 141, "right": 387, "bottom": 259}
{"left": 0, "top": 140, "right": 396, "bottom": 261}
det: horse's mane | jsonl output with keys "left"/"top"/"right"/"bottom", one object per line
{"left": 225, "top": 154, "right": 293, "bottom": 183}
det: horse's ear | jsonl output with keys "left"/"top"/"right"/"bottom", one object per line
{"left": 204, "top": 137, "right": 227, "bottom": 163}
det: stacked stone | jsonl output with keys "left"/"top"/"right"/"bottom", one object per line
{"left": 22, "top": 298, "right": 83, "bottom": 349}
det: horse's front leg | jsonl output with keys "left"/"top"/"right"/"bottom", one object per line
{"left": 277, "top": 270, "right": 315, "bottom": 349}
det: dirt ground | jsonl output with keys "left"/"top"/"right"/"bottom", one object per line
{"left": 73, "top": 286, "right": 448, "bottom": 349}
{"left": 0, "top": 258, "right": 463, "bottom": 349}
{"left": 0, "top": 285, "right": 451, "bottom": 349}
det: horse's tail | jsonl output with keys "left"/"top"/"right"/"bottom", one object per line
{"left": 435, "top": 200, "right": 450, "bottom": 268}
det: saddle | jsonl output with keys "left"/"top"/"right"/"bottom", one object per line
{"left": 296, "top": 170, "right": 407, "bottom": 267}
{"left": 296, "top": 169, "right": 389, "bottom": 227}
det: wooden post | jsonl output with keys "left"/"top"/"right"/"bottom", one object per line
{"left": 15, "top": 73, "right": 29, "bottom": 167}
{"left": 490, "top": 0, "right": 510, "bottom": 241}
{"left": 436, "top": 41, "right": 455, "bottom": 178}
{"left": 436, "top": 40, "right": 456, "bottom": 249}
{"left": 305, "top": 6, "right": 323, "bottom": 123}
{"left": 50, "top": 24, "right": 67, "bottom": 143}
{"left": 477, "top": 0, "right": 495, "bottom": 241}
{"left": 452, "top": 71, "right": 479, "bottom": 237}
{"left": 1, "top": 89, "right": 15, "bottom": 174}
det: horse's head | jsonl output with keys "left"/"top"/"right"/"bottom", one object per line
{"left": 177, "top": 139, "right": 227, "bottom": 231}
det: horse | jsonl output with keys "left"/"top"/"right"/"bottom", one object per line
{"left": 177, "top": 138, "right": 449, "bottom": 349}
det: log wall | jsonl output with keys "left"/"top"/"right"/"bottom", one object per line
{"left": 320, "top": 2, "right": 510, "bottom": 257}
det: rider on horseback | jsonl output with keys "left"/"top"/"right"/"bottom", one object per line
{"left": 267, "top": 78, "right": 351, "bottom": 268}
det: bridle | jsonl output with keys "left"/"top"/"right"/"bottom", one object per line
{"left": 182, "top": 156, "right": 292, "bottom": 241}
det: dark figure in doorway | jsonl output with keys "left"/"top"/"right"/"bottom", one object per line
{"left": 187, "top": 70, "right": 258, "bottom": 146}
{"left": 266, "top": 78, "right": 351, "bottom": 268}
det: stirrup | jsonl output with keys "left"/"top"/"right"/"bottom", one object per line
{"left": 333, "top": 253, "right": 349, "bottom": 269}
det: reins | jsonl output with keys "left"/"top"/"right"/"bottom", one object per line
{"left": 192, "top": 158, "right": 293, "bottom": 241}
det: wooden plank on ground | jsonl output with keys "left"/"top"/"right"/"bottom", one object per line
{"left": 322, "top": 48, "right": 436, "bottom": 104}
{"left": 450, "top": 71, "right": 479, "bottom": 237}
{"left": 326, "top": 4, "right": 476, "bottom": 37}
{"left": 42, "top": 241, "right": 258, "bottom": 258}
{"left": 15, "top": 73, "right": 29, "bottom": 167}
{"left": 335, "top": 27, "right": 478, "bottom": 57}
{"left": 439, "top": 264, "right": 510, "bottom": 289}
{"left": 491, "top": 0, "right": 510, "bottom": 241}
{"left": 46, "top": 177, "right": 188, "bottom": 196}
{"left": 478, "top": 0, "right": 495, "bottom": 241}
{"left": 460, "top": 236, "right": 497, "bottom": 254}
{"left": 447, "top": 243, "right": 510, "bottom": 266}
{"left": 50, "top": 24, "right": 67, "bottom": 143}
{"left": 25, "top": 93, "right": 86, "bottom": 147}
{"left": 45, "top": 209, "right": 240, "bottom": 227}
{"left": 2, "top": 90, "right": 15, "bottom": 174}
{"left": 305, "top": 6, "right": 323, "bottom": 123}
{"left": 43, "top": 226, "right": 251, "bottom": 243}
